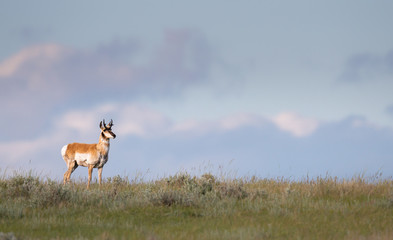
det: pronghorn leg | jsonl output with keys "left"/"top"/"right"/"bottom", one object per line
{"left": 87, "top": 164, "right": 94, "bottom": 189}
{"left": 67, "top": 161, "right": 77, "bottom": 183}
{"left": 98, "top": 167, "right": 103, "bottom": 187}
{"left": 63, "top": 171, "right": 68, "bottom": 185}
{"left": 63, "top": 160, "right": 70, "bottom": 184}
{"left": 68, "top": 163, "right": 78, "bottom": 182}
{"left": 64, "top": 160, "right": 77, "bottom": 185}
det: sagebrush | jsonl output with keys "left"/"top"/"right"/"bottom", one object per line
{"left": 0, "top": 171, "right": 392, "bottom": 239}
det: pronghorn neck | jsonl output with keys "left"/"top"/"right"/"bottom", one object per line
{"left": 98, "top": 133, "right": 110, "bottom": 153}
{"left": 100, "top": 132, "right": 110, "bottom": 142}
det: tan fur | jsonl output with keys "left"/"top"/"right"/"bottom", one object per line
{"left": 62, "top": 119, "right": 116, "bottom": 189}
{"left": 64, "top": 143, "right": 99, "bottom": 161}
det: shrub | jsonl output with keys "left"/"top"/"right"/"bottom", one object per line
{"left": 0, "top": 232, "right": 19, "bottom": 240}
{"left": 2, "top": 174, "right": 40, "bottom": 198}
{"left": 150, "top": 190, "right": 188, "bottom": 206}
{"left": 29, "top": 180, "right": 71, "bottom": 207}
{"left": 165, "top": 173, "right": 215, "bottom": 196}
{"left": 216, "top": 181, "right": 248, "bottom": 200}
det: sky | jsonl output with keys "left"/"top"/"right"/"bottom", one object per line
{"left": 1, "top": 0, "right": 393, "bottom": 180}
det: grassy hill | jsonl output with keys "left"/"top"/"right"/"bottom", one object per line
{"left": 0, "top": 171, "right": 392, "bottom": 239}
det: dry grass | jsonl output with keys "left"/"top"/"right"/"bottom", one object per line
{"left": 0, "top": 170, "right": 392, "bottom": 239}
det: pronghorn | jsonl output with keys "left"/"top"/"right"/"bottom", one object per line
{"left": 61, "top": 119, "right": 116, "bottom": 189}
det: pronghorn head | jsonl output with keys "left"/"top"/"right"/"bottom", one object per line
{"left": 99, "top": 119, "right": 116, "bottom": 139}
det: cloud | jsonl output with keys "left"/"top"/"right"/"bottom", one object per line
{"left": 0, "top": 103, "right": 119, "bottom": 169}
{"left": 0, "top": 44, "right": 65, "bottom": 78}
{"left": 339, "top": 50, "right": 393, "bottom": 82}
{"left": 2, "top": 103, "right": 392, "bottom": 179}
{"left": 54, "top": 104, "right": 265, "bottom": 139}
{"left": 116, "top": 105, "right": 172, "bottom": 137}
{"left": 0, "top": 29, "right": 212, "bottom": 140}
{"left": 95, "top": 39, "right": 139, "bottom": 60}
{"left": 5, "top": 103, "right": 320, "bottom": 156}
{"left": 271, "top": 112, "right": 319, "bottom": 137}
{"left": 219, "top": 113, "right": 264, "bottom": 130}
{"left": 171, "top": 113, "right": 266, "bottom": 137}
{"left": 386, "top": 104, "right": 393, "bottom": 117}
{"left": 132, "top": 29, "right": 211, "bottom": 94}
{"left": 0, "top": 28, "right": 211, "bottom": 96}
{"left": 0, "top": 122, "right": 83, "bottom": 171}
{"left": 114, "top": 114, "right": 393, "bottom": 178}
{"left": 57, "top": 103, "right": 172, "bottom": 138}
{"left": 0, "top": 29, "right": 211, "bottom": 91}
{"left": 11, "top": 26, "right": 52, "bottom": 44}
{"left": 0, "top": 101, "right": 307, "bottom": 167}
{"left": 55, "top": 104, "right": 119, "bottom": 138}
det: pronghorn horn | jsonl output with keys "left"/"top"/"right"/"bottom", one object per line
{"left": 102, "top": 119, "right": 106, "bottom": 128}
{"left": 109, "top": 119, "right": 113, "bottom": 127}
{"left": 99, "top": 120, "right": 103, "bottom": 129}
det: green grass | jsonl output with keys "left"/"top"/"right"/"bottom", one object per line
{"left": 0, "top": 171, "right": 392, "bottom": 239}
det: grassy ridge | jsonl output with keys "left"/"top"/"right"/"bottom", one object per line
{"left": 0, "top": 171, "right": 392, "bottom": 239}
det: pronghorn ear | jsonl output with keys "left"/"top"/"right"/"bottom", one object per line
{"left": 99, "top": 121, "right": 104, "bottom": 130}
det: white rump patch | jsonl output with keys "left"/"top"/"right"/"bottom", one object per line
{"left": 61, "top": 145, "right": 68, "bottom": 158}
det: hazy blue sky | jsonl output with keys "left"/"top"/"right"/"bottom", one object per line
{"left": 1, "top": 1, "right": 393, "bottom": 179}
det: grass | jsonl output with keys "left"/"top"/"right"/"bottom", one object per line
{"left": 0, "top": 170, "right": 392, "bottom": 239}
